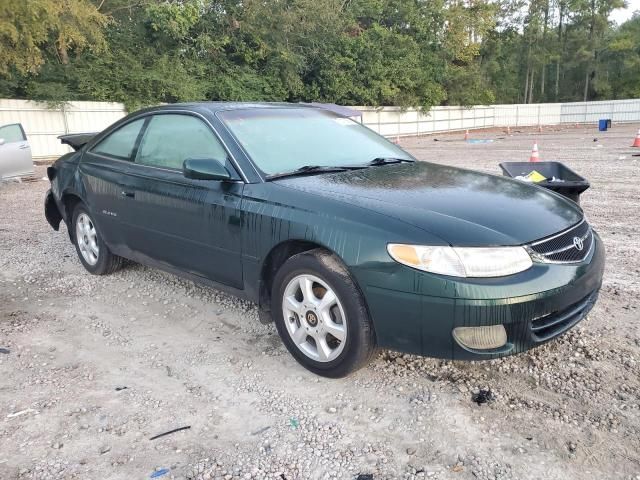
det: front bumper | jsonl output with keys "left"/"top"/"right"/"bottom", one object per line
{"left": 360, "top": 231, "right": 605, "bottom": 360}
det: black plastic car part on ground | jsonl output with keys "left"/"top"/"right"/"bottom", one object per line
{"left": 499, "top": 161, "right": 590, "bottom": 204}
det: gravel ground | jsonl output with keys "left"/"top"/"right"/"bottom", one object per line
{"left": 1, "top": 123, "right": 639, "bottom": 480}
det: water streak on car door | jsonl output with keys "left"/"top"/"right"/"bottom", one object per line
{"left": 79, "top": 117, "right": 148, "bottom": 248}
{"left": 121, "top": 166, "right": 244, "bottom": 289}
{"left": 79, "top": 154, "right": 133, "bottom": 248}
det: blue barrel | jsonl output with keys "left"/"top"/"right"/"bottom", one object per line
{"left": 598, "top": 119, "right": 610, "bottom": 131}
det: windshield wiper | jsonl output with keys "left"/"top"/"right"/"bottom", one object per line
{"left": 265, "top": 165, "right": 363, "bottom": 181}
{"left": 265, "top": 158, "right": 413, "bottom": 181}
{"left": 368, "top": 157, "right": 415, "bottom": 166}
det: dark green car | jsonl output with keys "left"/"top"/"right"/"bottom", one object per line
{"left": 45, "top": 103, "right": 604, "bottom": 377}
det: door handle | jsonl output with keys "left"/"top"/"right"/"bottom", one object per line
{"left": 121, "top": 190, "right": 135, "bottom": 198}
{"left": 19, "top": 144, "right": 30, "bottom": 150}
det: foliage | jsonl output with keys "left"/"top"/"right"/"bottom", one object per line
{"left": 0, "top": 0, "right": 638, "bottom": 110}
{"left": 606, "top": 15, "right": 640, "bottom": 98}
{"left": 0, "top": 0, "right": 108, "bottom": 75}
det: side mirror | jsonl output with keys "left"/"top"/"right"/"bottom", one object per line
{"left": 183, "top": 158, "right": 231, "bottom": 181}
{"left": 0, "top": 138, "right": 5, "bottom": 146}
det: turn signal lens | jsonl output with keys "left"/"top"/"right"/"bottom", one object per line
{"left": 452, "top": 325, "right": 508, "bottom": 350}
{"left": 387, "top": 244, "right": 465, "bottom": 277}
{"left": 387, "top": 244, "right": 532, "bottom": 278}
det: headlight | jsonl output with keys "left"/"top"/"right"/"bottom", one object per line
{"left": 387, "top": 244, "right": 533, "bottom": 278}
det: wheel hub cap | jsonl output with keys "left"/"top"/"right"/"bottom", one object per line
{"left": 305, "top": 311, "right": 318, "bottom": 327}
{"left": 282, "top": 274, "right": 347, "bottom": 363}
{"left": 75, "top": 212, "right": 99, "bottom": 266}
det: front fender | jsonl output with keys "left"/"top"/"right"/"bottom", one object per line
{"left": 47, "top": 151, "right": 85, "bottom": 240}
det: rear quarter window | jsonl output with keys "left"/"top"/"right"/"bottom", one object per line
{"left": 91, "top": 118, "right": 145, "bottom": 160}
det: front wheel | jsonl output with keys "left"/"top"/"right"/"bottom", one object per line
{"left": 72, "top": 204, "right": 123, "bottom": 275}
{"left": 271, "top": 249, "right": 376, "bottom": 377}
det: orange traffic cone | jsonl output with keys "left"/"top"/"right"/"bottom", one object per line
{"left": 529, "top": 143, "right": 540, "bottom": 162}
{"left": 632, "top": 129, "right": 640, "bottom": 147}
{"left": 464, "top": 129, "right": 469, "bottom": 141}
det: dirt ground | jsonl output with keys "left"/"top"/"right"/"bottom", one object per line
{"left": 1, "top": 123, "right": 639, "bottom": 480}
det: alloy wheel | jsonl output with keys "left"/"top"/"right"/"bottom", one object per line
{"left": 75, "top": 212, "right": 99, "bottom": 266}
{"left": 282, "top": 274, "right": 347, "bottom": 362}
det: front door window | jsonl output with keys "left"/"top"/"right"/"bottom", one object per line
{"left": 135, "top": 114, "right": 227, "bottom": 170}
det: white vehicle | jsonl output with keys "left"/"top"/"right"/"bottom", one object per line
{"left": 0, "top": 123, "right": 33, "bottom": 180}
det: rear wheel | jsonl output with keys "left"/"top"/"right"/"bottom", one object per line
{"left": 72, "top": 204, "right": 123, "bottom": 275}
{"left": 272, "top": 249, "right": 376, "bottom": 377}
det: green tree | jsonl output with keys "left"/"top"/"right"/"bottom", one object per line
{"left": 0, "top": 0, "right": 638, "bottom": 109}
{"left": 442, "top": 0, "right": 497, "bottom": 105}
{"left": 605, "top": 14, "right": 640, "bottom": 98}
{"left": 0, "top": 0, "right": 108, "bottom": 75}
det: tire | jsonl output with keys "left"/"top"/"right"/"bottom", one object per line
{"left": 72, "top": 203, "right": 123, "bottom": 275}
{"left": 271, "top": 249, "right": 376, "bottom": 377}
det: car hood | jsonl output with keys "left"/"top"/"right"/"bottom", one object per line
{"left": 274, "top": 162, "right": 583, "bottom": 246}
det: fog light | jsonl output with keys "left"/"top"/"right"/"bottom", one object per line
{"left": 452, "top": 325, "right": 507, "bottom": 350}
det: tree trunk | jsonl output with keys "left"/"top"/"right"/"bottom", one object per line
{"left": 57, "top": 41, "right": 69, "bottom": 65}
{"left": 555, "top": 0, "right": 566, "bottom": 100}
{"left": 529, "top": 69, "right": 535, "bottom": 104}
{"left": 540, "top": 0, "right": 549, "bottom": 101}
{"left": 524, "top": 62, "right": 530, "bottom": 103}
{"left": 555, "top": 60, "right": 560, "bottom": 100}
{"left": 583, "top": 70, "right": 590, "bottom": 102}
{"left": 584, "top": 0, "right": 596, "bottom": 101}
{"left": 524, "top": 36, "right": 533, "bottom": 103}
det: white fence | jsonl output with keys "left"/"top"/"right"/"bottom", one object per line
{"left": 357, "top": 98, "right": 640, "bottom": 137}
{"left": 0, "top": 99, "right": 126, "bottom": 159}
{"left": 357, "top": 105, "right": 495, "bottom": 137}
{"left": 1, "top": 98, "right": 638, "bottom": 159}
{"left": 560, "top": 100, "right": 640, "bottom": 124}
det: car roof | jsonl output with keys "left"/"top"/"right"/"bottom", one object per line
{"left": 155, "top": 101, "right": 319, "bottom": 114}
{"left": 132, "top": 102, "right": 365, "bottom": 119}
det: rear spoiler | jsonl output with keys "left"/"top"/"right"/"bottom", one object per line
{"left": 58, "top": 132, "right": 98, "bottom": 151}
{"left": 298, "top": 102, "right": 363, "bottom": 119}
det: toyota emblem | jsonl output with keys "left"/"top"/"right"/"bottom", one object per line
{"left": 573, "top": 236, "right": 584, "bottom": 251}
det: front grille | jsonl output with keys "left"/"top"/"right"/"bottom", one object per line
{"left": 530, "top": 291, "right": 598, "bottom": 341}
{"left": 529, "top": 220, "right": 593, "bottom": 263}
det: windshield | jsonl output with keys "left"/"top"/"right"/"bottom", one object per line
{"left": 218, "top": 107, "right": 413, "bottom": 175}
